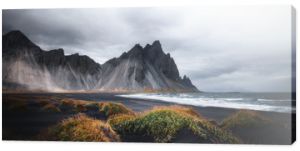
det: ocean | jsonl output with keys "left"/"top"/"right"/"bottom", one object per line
{"left": 118, "top": 92, "right": 295, "bottom": 113}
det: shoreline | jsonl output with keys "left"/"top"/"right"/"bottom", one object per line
{"left": 2, "top": 92, "right": 294, "bottom": 144}
{"left": 3, "top": 92, "right": 294, "bottom": 123}
{"left": 3, "top": 91, "right": 294, "bottom": 112}
{"left": 3, "top": 92, "right": 294, "bottom": 118}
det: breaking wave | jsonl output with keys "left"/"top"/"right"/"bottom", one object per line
{"left": 118, "top": 93, "right": 294, "bottom": 113}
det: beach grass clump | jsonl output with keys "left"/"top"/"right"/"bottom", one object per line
{"left": 221, "top": 110, "right": 270, "bottom": 130}
{"left": 74, "top": 104, "right": 87, "bottom": 112}
{"left": 151, "top": 105, "right": 203, "bottom": 118}
{"left": 41, "top": 103, "right": 61, "bottom": 113}
{"left": 84, "top": 102, "right": 101, "bottom": 111}
{"left": 3, "top": 94, "right": 61, "bottom": 112}
{"left": 99, "top": 102, "right": 135, "bottom": 117}
{"left": 38, "top": 100, "right": 52, "bottom": 106}
{"left": 5, "top": 100, "right": 28, "bottom": 112}
{"left": 109, "top": 106, "right": 239, "bottom": 143}
{"left": 220, "top": 110, "right": 274, "bottom": 143}
{"left": 59, "top": 99, "right": 89, "bottom": 112}
{"left": 39, "top": 113, "right": 120, "bottom": 142}
{"left": 108, "top": 114, "right": 136, "bottom": 127}
{"left": 2, "top": 94, "right": 29, "bottom": 112}
{"left": 59, "top": 99, "right": 76, "bottom": 111}
{"left": 57, "top": 99, "right": 134, "bottom": 118}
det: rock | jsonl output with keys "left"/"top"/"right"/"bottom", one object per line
{"left": 2, "top": 30, "right": 199, "bottom": 92}
{"left": 2, "top": 30, "right": 102, "bottom": 90}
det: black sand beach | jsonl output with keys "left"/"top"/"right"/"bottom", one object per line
{"left": 2, "top": 93, "right": 294, "bottom": 144}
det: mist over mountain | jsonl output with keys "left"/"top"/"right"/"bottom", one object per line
{"left": 2, "top": 30, "right": 198, "bottom": 92}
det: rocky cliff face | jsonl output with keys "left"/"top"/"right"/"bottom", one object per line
{"left": 2, "top": 30, "right": 198, "bottom": 92}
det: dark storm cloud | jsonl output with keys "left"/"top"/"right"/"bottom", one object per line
{"left": 2, "top": 6, "right": 293, "bottom": 92}
{"left": 2, "top": 8, "right": 184, "bottom": 62}
{"left": 3, "top": 10, "right": 84, "bottom": 46}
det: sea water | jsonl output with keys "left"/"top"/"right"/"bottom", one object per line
{"left": 118, "top": 92, "right": 295, "bottom": 113}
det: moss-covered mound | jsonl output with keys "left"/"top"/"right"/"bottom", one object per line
{"left": 221, "top": 110, "right": 275, "bottom": 143}
{"left": 41, "top": 103, "right": 61, "bottom": 112}
{"left": 3, "top": 94, "right": 64, "bottom": 112}
{"left": 221, "top": 110, "right": 270, "bottom": 130}
{"left": 99, "top": 102, "right": 135, "bottom": 117}
{"left": 6, "top": 100, "right": 28, "bottom": 111}
{"left": 58, "top": 99, "right": 134, "bottom": 117}
{"left": 3, "top": 93, "right": 134, "bottom": 120}
{"left": 59, "top": 98, "right": 90, "bottom": 112}
{"left": 108, "top": 106, "right": 239, "bottom": 143}
{"left": 151, "top": 105, "right": 203, "bottom": 118}
{"left": 39, "top": 113, "right": 120, "bottom": 142}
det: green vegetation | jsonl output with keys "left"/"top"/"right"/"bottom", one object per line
{"left": 3, "top": 94, "right": 134, "bottom": 118}
{"left": 39, "top": 113, "right": 120, "bottom": 142}
{"left": 41, "top": 103, "right": 61, "bottom": 112}
{"left": 5, "top": 94, "right": 255, "bottom": 143}
{"left": 58, "top": 98, "right": 134, "bottom": 117}
{"left": 221, "top": 110, "right": 270, "bottom": 130}
{"left": 109, "top": 105, "right": 239, "bottom": 143}
{"left": 220, "top": 110, "right": 275, "bottom": 143}
{"left": 3, "top": 97, "right": 28, "bottom": 112}
{"left": 7, "top": 100, "right": 28, "bottom": 111}
{"left": 59, "top": 98, "right": 89, "bottom": 112}
{"left": 99, "top": 102, "right": 135, "bottom": 117}
{"left": 84, "top": 102, "right": 101, "bottom": 111}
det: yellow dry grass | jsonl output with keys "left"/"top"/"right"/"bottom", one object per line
{"left": 99, "top": 102, "right": 135, "bottom": 117}
{"left": 109, "top": 105, "right": 239, "bottom": 143}
{"left": 40, "top": 113, "right": 120, "bottom": 142}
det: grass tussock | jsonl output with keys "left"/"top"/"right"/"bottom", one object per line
{"left": 3, "top": 94, "right": 61, "bottom": 112}
{"left": 3, "top": 94, "right": 134, "bottom": 119}
{"left": 59, "top": 98, "right": 89, "bottom": 112}
{"left": 41, "top": 104, "right": 61, "bottom": 113}
{"left": 39, "top": 113, "right": 120, "bottom": 142}
{"left": 150, "top": 105, "right": 203, "bottom": 119}
{"left": 99, "top": 102, "right": 135, "bottom": 117}
{"left": 84, "top": 102, "right": 101, "bottom": 111}
{"left": 58, "top": 99, "right": 134, "bottom": 118}
{"left": 2, "top": 95, "right": 28, "bottom": 112}
{"left": 221, "top": 110, "right": 270, "bottom": 130}
{"left": 7, "top": 100, "right": 28, "bottom": 111}
{"left": 220, "top": 110, "right": 276, "bottom": 144}
{"left": 108, "top": 106, "right": 239, "bottom": 143}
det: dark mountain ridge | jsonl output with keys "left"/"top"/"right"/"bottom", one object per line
{"left": 2, "top": 30, "right": 198, "bottom": 92}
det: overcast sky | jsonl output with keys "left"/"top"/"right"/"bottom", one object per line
{"left": 2, "top": 6, "right": 293, "bottom": 92}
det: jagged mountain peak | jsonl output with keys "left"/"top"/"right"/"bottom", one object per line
{"left": 101, "top": 40, "right": 198, "bottom": 91}
{"left": 4, "top": 30, "right": 28, "bottom": 38}
{"left": 120, "top": 41, "right": 164, "bottom": 60}
{"left": 144, "top": 44, "right": 151, "bottom": 49}
{"left": 46, "top": 48, "right": 65, "bottom": 55}
{"left": 133, "top": 43, "right": 143, "bottom": 49}
{"left": 125, "top": 44, "right": 144, "bottom": 58}
{"left": 121, "top": 40, "right": 165, "bottom": 60}
{"left": 148, "top": 40, "right": 163, "bottom": 51}
{"left": 152, "top": 40, "right": 161, "bottom": 46}
{"left": 3, "top": 31, "right": 199, "bottom": 92}
{"left": 3, "top": 30, "right": 40, "bottom": 51}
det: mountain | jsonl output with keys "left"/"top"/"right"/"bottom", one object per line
{"left": 3, "top": 31, "right": 102, "bottom": 91}
{"left": 2, "top": 30, "right": 199, "bottom": 92}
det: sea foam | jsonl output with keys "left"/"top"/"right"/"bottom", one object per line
{"left": 118, "top": 93, "right": 293, "bottom": 113}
